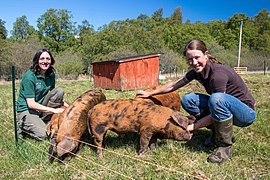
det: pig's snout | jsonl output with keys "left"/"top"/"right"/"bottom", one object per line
{"left": 185, "top": 131, "right": 193, "bottom": 141}
{"left": 178, "top": 131, "right": 193, "bottom": 141}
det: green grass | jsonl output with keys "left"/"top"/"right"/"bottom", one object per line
{"left": 0, "top": 74, "right": 269, "bottom": 179}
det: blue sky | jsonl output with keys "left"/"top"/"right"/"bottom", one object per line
{"left": 1, "top": 0, "right": 269, "bottom": 36}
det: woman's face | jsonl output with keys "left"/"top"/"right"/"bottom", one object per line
{"left": 185, "top": 49, "right": 208, "bottom": 73}
{"left": 38, "top": 52, "right": 51, "bottom": 74}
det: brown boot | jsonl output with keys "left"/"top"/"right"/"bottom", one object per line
{"left": 207, "top": 117, "right": 233, "bottom": 164}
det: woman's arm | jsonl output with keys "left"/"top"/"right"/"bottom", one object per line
{"left": 187, "top": 114, "right": 213, "bottom": 132}
{"left": 137, "top": 77, "right": 189, "bottom": 97}
{"left": 26, "top": 98, "right": 64, "bottom": 114}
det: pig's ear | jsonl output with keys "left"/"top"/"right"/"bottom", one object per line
{"left": 171, "top": 111, "right": 188, "bottom": 130}
{"left": 46, "top": 121, "right": 53, "bottom": 137}
{"left": 57, "top": 137, "right": 79, "bottom": 158}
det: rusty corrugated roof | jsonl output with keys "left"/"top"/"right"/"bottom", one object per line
{"left": 91, "top": 53, "right": 162, "bottom": 64}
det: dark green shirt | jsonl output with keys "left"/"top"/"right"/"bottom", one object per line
{"left": 16, "top": 70, "right": 55, "bottom": 112}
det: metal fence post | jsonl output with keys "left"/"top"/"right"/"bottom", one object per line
{"left": 12, "top": 65, "right": 18, "bottom": 145}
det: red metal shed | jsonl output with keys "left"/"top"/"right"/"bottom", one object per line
{"left": 91, "top": 53, "right": 160, "bottom": 90}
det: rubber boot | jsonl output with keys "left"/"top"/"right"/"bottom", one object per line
{"left": 207, "top": 117, "right": 233, "bottom": 164}
{"left": 194, "top": 111, "right": 215, "bottom": 147}
{"left": 204, "top": 124, "right": 216, "bottom": 147}
{"left": 42, "top": 101, "right": 62, "bottom": 122}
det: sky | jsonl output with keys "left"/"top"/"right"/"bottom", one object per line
{"left": 0, "top": 0, "right": 269, "bottom": 37}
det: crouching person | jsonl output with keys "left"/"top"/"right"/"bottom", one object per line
{"left": 182, "top": 40, "right": 256, "bottom": 164}
{"left": 137, "top": 39, "right": 256, "bottom": 164}
{"left": 16, "top": 48, "right": 68, "bottom": 140}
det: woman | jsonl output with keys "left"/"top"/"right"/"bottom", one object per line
{"left": 137, "top": 39, "right": 256, "bottom": 163}
{"left": 17, "top": 48, "right": 68, "bottom": 140}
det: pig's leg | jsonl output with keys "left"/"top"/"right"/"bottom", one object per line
{"left": 148, "top": 135, "right": 158, "bottom": 150}
{"left": 92, "top": 120, "right": 108, "bottom": 159}
{"left": 48, "top": 137, "right": 57, "bottom": 163}
{"left": 138, "top": 129, "right": 153, "bottom": 156}
{"left": 93, "top": 133, "right": 105, "bottom": 159}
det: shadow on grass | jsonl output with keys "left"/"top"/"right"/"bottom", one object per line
{"left": 86, "top": 132, "right": 141, "bottom": 155}
{"left": 86, "top": 129, "right": 215, "bottom": 156}
{"left": 103, "top": 132, "right": 140, "bottom": 149}
{"left": 183, "top": 129, "right": 215, "bottom": 153}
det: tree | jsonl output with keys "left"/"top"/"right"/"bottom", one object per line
{"left": 254, "top": 32, "right": 270, "bottom": 52}
{"left": 217, "top": 14, "right": 250, "bottom": 49}
{"left": 185, "top": 19, "right": 191, "bottom": 25}
{"left": 152, "top": 8, "right": 163, "bottom": 22}
{"left": 11, "top": 38, "right": 42, "bottom": 77}
{"left": 78, "top": 20, "right": 94, "bottom": 35}
{"left": 11, "top": 15, "right": 35, "bottom": 41}
{"left": 77, "top": 20, "right": 95, "bottom": 46}
{"left": 137, "top": 13, "right": 149, "bottom": 23}
{"left": 253, "top": 9, "right": 270, "bottom": 34}
{"left": 37, "top": 9, "right": 77, "bottom": 52}
{"left": 208, "top": 20, "right": 226, "bottom": 39}
{"left": 252, "top": 9, "right": 270, "bottom": 52}
{"left": 0, "top": 19, "right": 7, "bottom": 39}
{"left": 163, "top": 22, "right": 214, "bottom": 53}
{"left": 0, "top": 39, "right": 13, "bottom": 78}
{"left": 170, "top": 7, "right": 183, "bottom": 24}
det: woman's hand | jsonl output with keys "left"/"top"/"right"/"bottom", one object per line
{"left": 136, "top": 90, "right": 151, "bottom": 98}
{"left": 63, "top": 101, "right": 69, "bottom": 107}
{"left": 26, "top": 98, "right": 65, "bottom": 114}
{"left": 186, "top": 124, "right": 195, "bottom": 141}
{"left": 187, "top": 123, "right": 195, "bottom": 132}
{"left": 52, "top": 107, "right": 65, "bottom": 114}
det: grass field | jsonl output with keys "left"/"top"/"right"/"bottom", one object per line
{"left": 0, "top": 74, "right": 269, "bottom": 179}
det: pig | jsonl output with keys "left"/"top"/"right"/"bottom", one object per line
{"left": 135, "top": 86, "right": 181, "bottom": 111}
{"left": 48, "top": 89, "right": 106, "bottom": 162}
{"left": 46, "top": 105, "right": 68, "bottom": 140}
{"left": 87, "top": 99, "right": 194, "bottom": 159}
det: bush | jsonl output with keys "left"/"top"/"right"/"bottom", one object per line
{"left": 55, "top": 50, "right": 84, "bottom": 79}
{"left": 56, "top": 60, "right": 84, "bottom": 80}
{"left": 159, "top": 47, "right": 188, "bottom": 74}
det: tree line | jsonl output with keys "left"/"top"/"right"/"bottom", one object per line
{"left": 0, "top": 7, "right": 269, "bottom": 79}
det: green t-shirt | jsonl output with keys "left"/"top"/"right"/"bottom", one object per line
{"left": 16, "top": 69, "right": 55, "bottom": 112}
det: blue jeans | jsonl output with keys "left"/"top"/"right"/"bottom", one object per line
{"left": 181, "top": 93, "right": 256, "bottom": 127}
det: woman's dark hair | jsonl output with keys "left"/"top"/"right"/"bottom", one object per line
{"left": 183, "top": 39, "right": 222, "bottom": 64}
{"left": 30, "top": 48, "right": 55, "bottom": 76}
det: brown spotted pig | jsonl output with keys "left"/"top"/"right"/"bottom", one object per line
{"left": 47, "top": 105, "right": 68, "bottom": 139}
{"left": 87, "top": 99, "right": 193, "bottom": 159}
{"left": 48, "top": 89, "right": 106, "bottom": 162}
{"left": 135, "top": 86, "right": 181, "bottom": 111}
